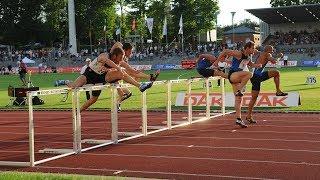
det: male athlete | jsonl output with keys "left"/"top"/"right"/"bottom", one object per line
{"left": 245, "top": 45, "right": 288, "bottom": 123}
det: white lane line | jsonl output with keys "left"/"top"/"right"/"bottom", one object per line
{"left": 0, "top": 120, "right": 140, "bottom": 125}
{"left": 170, "top": 129, "right": 320, "bottom": 135}
{"left": 122, "top": 144, "right": 320, "bottom": 153}
{"left": 83, "top": 153, "right": 320, "bottom": 166}
{"left": 0, "top": 133, "right": 320, "bottom": 143}
{"left": 37, "top": 166, "right": 279, "bottom": 180}
{"left": 1, "top": 128, "right": 320, "bottom": 136}
{"left": 0, "top": 142, "right": 320, "bottom": 154}
{"left": 113, "top": 170, "right": 123, "bottom": 175}
{"left": 147, "top": 135, "right": 320, "bottom": 143}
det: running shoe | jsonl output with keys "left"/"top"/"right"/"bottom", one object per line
{"left": 139, "top": 82, "right": 153, "bottom": 92}
{"left": 236, "top": 118, "right": 248, "bottom": 128}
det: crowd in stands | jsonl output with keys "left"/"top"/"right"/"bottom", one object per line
{"left": 268, "top": 30, "right": 320, "bottom": 57}
{"left": 272, "top": 30, "right": 320, "bottom": 46}
{"left": 1, "top": 29, "right": 319, "bottom": 75}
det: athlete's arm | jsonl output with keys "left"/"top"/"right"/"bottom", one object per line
{"left": 214, "top": 49, "right": 238, "bottom": 66}
{"left": 119, "top": 61, "right": 139, "bottom": 74}
{"left": 266, "top": 53, "right": 283, "bottom": 64}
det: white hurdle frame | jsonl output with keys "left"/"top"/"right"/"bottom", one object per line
{"left": 0, "top": 76, "right": 232, "bottom": 167}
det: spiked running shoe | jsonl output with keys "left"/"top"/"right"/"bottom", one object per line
{"left": 235, "top": 90, "right": 244, "bottom": 97}
{"left": 150, "top": 69, "right": 160, "bottom": 82}
{"left": 139, "top": 82, "right": 153, "bottom": 92}
{"left": 246, "top": 117, "right": 257, "bottom": 124}
{"left": 120, "top": 92, "right": 132, "bottom": 103}
{"left": 117, "top": 103, "right": 121, "bottom": 112}
{"left": 236, "top": 118, "right": 248, "bottom": 128}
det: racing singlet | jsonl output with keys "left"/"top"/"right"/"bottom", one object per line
{"left": 230, "top": 52, "right": 249, "bottom": 72}
{"left": 89, "top": 58, "right": 105, "bottom": 74}
{"left": 197, "top": 58, "right": 212, "bottom": 69}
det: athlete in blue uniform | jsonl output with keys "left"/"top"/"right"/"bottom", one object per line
{"left": 196, "top": 54, "right": 227, "bottom": 79}
{"left": 214, "top": 41, "right": 262, "bottom": 128}
{"left": 245, "top": 45, "right": 288, "bottom": 123}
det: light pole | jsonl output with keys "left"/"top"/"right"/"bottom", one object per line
{"left": 231, "top": 12, "right": 236, "bottom": 48}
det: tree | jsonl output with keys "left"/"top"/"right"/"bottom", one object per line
{"left": 0, "top": 0, "right": 47, "bottom": 46}
{"left": 171, "top": 0, "right": 219, "bottom": 45}
{"left": 270, "top": 0, "right": 320, "bottom": 7}
{"left": 74, "top": 0, "right": 117, "bottom": 47}
{"left": 146, "top": 0, "right": 171, "bottom": 43}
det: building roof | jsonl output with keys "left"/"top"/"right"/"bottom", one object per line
{"left": 224, "top": 26, "right": 259, "bottom": 35}
{"left": 246, "top": 4, "right": 320, "bottom": 24}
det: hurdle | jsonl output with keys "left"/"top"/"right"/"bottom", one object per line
{"left": 143, "top": 76, "right": 232, "bottom": 135}
{"left": 0, "top": 76, "right": 232, "bottom": 167}
{"left": 79, "top": 84, "right": 121, "bottom": 151}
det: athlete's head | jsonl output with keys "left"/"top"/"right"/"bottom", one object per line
{"left": 123, "top": 42, "right": 133, "bottom": 58}
{"left": 243, "top": 41, "right": 255, "bottom": 55}
{"left": 110, "top": 47, "right": 124, "bottom": 63}
{"left": 110, "top": 42, "right": 123, "bottom": 54}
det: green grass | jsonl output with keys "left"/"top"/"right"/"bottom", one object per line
{"left": 0, "top": 171, "right": 126, "bottom": 180}
{"left": 0, "top": 67, "right": 319, "bottom": 111}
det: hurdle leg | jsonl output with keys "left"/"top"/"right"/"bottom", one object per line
{"left": 76, "top": 90, "right": 82, "bottom": 153}
{"left": 167, "top": 81, "right": 172, "bottom": 129}
{"left": 28, "top": 92, "right": 35, "bottom": 167}
{"left": 111, "top": 86, "right": 118, "bottom": 143}
{"left": 205, "top": 78, "right": 210, "bottom": 118}
{"left": 221, "top": 77, "right": 225, "bottom": 115}
{"left": 142, "top": 91, "right": 147, "bottom": 136}
{"left": 188, "top": 80, "right": 192, "bottom": 124}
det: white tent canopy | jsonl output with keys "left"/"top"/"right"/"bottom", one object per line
{"left": 22, "top": 57, "right": 35, "bottom": 64}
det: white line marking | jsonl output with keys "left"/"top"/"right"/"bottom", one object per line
{"left": 113, "top": 170, "right": 123, "bottom": 175}
{"left": 232, "top": 130, "right": 237, "bottom": 132}
{"left": 83, "top": 153, "right": 320, "bottom": 166}
{"left": 147, "top": 135, "right": 320, "bottom": 143}
{"left": 187, "top": 145, "right": 194, "bottom": 147}
{"left": 123, "top": 144, "right": 320, "bottom": 153}
{"left": 37, "top": 166, "right": 279, "bottom": 180}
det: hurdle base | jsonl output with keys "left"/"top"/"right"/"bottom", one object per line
{"left": 81, "top": 139, "right": 113, "bottom": 144}
{"left": 139, "top": 125, "right": 167, "bottom": 130}
{"left": 39, "top": 148, "right": 74, "bottom": 154}
{"left": 118, "top": 132, "right": 142, "bottom": 136}
{"left": 162, "top": 120, "right": 188, "bottom": 125}
{"left": 182, "top": 116, "right": 204, "bottom": 120}
{"left": 198, "top": 112, "right": 220, "bottom": 116}
{"left": 0, "top": 161, "right": 30, "bottom": 167}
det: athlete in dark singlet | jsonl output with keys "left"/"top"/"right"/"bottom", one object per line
{"left": 245, "top": 45, "right": 288, "bottom": 123}
{"left": 196, "top": 54, "right": 227, "bottom": 79}
{"left": 214, "top": 41, "right": 262, "bottom": 128}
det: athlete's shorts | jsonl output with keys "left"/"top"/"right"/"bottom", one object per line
{"left": 83, "top": 67, "right": 106, "bottom": 97}
{"left": 250, "top": 71, "right": 270, "bottom": 91}
{"left": 197, "top": 68, "right": 215, "bottom": 77}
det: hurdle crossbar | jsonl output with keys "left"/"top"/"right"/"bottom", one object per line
{"left": 0, "top": 76, "right": 232, "bottom": 167}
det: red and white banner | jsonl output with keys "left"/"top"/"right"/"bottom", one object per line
{"left": 265, "top": 61, "right": 297, "bottom": 67}
{"left": 27, "top": 65, "right": 152, "bottom": 74}
{"left": 175, "top": 92, "right": 300, "bottom": 107}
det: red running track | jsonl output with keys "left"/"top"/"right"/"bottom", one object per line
{"left": 0, "top": 111, "right": 320, "bottom": 179}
